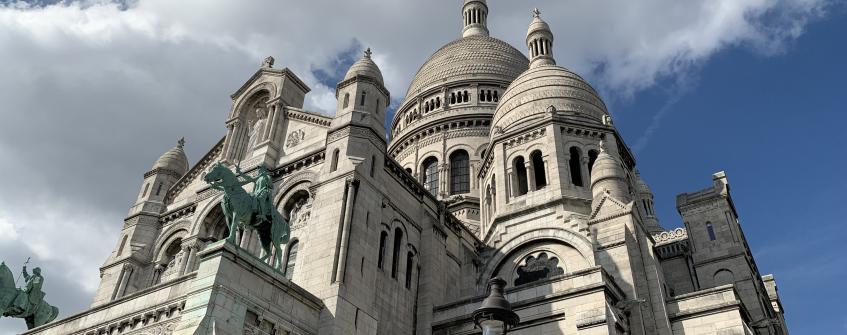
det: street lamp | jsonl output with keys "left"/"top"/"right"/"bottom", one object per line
{"left": 472, "top": 277, "right": 520, "bottom": 335}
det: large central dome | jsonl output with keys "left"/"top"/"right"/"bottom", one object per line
{"left": 402, "top": 35, "right": 528, "bottom": 103}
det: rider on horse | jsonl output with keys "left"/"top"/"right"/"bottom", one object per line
{"left": 10, "top": 266, "right": 44, "bottom": 316}
{"left": 235, "top": 165, "right": 273, "bottom": 223}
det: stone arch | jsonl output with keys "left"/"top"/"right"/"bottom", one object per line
{"left": 231, "top": 83, "right": 276, "bottom": 119}
{"left": 480, "top": 227, "right": 595, "bottom": 285}
{"left": 191, "top": 193, "right": 225, "bottom": 236}
{"left": 714, "top": 269, "right": 734, "bottom": 286}
{"left": 274, "top": 171, "right": 318, "bottom": 205}
{"left": 153, "top": 225, "right": 190, "bottom": 264}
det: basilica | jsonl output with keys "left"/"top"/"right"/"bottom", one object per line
{"left": 24, "top": 1, "right": 788, "bottom": 334}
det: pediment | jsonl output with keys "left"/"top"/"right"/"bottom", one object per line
{"left": 589, "top": 191, "right": 633, "bottom": 221}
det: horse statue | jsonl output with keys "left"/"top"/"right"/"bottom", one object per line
{"left": 203, "top": 162, "right": 290, "bottom": 270}
{"left": 0, "top": 262, "right": 59, "bottom": 329}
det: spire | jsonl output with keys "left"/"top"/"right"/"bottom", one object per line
{"left": 462, "top": 0, "right": 489, "bottom": 38}
{"left": 526, "top": 8, "right": 555, "bottom": 68}
{"left": 177, "top": 137, "right": 185, "bottom": 149}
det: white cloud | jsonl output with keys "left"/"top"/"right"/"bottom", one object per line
{"left": 0, "top": 0, "right": 835, "bottom": 330}
{"left": 0, "top": 216, "right": 19, "bottom": 242}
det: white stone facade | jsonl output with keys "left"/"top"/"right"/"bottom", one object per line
{"left": 24, "top": 1, "right": 787, "bottom": 335}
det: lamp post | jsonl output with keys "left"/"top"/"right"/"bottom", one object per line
{"left": 472, "top": 277, "right": 519, "bottom": 335}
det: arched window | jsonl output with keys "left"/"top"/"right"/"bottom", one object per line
{"left": 375, "top": 98, "right": 380, "bottom": 113}
{"left": 587, "top": 150, "right": 599, "bottom": 176}
{"left": 569, "top": 147, "right": 584, "bottom": 187}
{"left": 284, "top": 240, "right": 299, "bottom": 279}
{"left": 449, "top": 150, "right": 470, "bottom": 194}
{"left": 493, "top": 91, "right": 499, "bottom": 102}
{"left": 450, "top": 92, "right": 456, "bottom": 104}
{"left": 706, "top": 222, "right": 716, "bottom": 241}
{"left": 370, "top": 155, "right": 377, "bottom": 177}
{"left": 360, "top": 91, "right": 366, "bottom": 106}
{"left": 714, "top": 269, "right": 734, "bottom": 286}
{"left": 436, "top": 97, "right": 441, "bottom": 108}
{"left": 391, "top": 228, "right": 403, "bottom": 278}
{"left": 141, "top": 183, "right": 149, "bottom": 198}
{"left": 463, "top": 91, "right": 469, "bottom": 102}
{"left": 530, "top": 150, "right": 546, "bottom": 189}
{"left": 117, "top": 235, "right": 128, "bottom": 256}
{"left": 422, "top": 157, "right": 439, "bottom": 196}
{"left": 425, "top": 101, "right": 430, "bottom": 112}
{"left": 377, "top": 231, "right": 388, "bottom": 269}
{"left": 514, "top": 252, "right": 564, "bottom": 286}
{"left": 486, "top": 90, "right": 492, "bottom": 102}
{"left": 491, "top": 174, "right": 496, "bottom": 212}
{"left": 330, "top": 149, "right": 340, "bottom": 172}
{"left": 513, "top": 156, "right": 528, "bottom": 196}
{"left": 479, "top": 91, "right": 485, "bottom": 101}
{"left": 343, "top": 93, "right": 350, "bottom": 108}
{"left": 155, "top": 183, "right": 163, "bottom": 196}
{"left": 405, "top": 167, "right": 413, "bottom": 174}
{"left": 405, "top": 251, "right": 414, "bottom": 289}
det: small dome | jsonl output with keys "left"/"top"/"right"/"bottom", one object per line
{"left": 492, "top": 65, "right": 608, "bottom": 135}
{"left": 152, "top": 138, "right": 189, "bottom": 176}
{"left": 343, "top": 48, "right": 384, "bottom": 85}
{"left": 527, "top": 10, "right": 551, "bottom": 38}
{"left": 634, "top": 170, "right": 652, "bottom": 195}
{"left": 590, "top": 148, "right": 625, "bottom": 186}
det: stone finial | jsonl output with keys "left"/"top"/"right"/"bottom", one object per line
{"left": 262, "top": 56, "right": 275, "bottom": 68}
{"left": 364, "top": 48, "right": 372, "bottom": 59}
{"left": 177, "top": 137, "right": 186, "bottom": 149}
{"left": 598, "top": 140, "right": 607, "bottom": 152}
{"left": 532, "top": 8, "right": 541, "bottom": 18}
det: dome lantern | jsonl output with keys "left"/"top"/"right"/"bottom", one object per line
{"left": 462, "top": 0, "right": 489, "bottom": 38}
{"left": 526, "top": 8, "right": 555, "bottom": 68}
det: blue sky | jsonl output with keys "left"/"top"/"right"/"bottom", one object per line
{"left": 0, "top": 0, "right": 844, "bottom": 333}
{"left": 612, "top": 10, "right": 847, "bottom": 333}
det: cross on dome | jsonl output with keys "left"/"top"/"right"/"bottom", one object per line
{"left": 177, "top": 137, "right": 186, "bottom": 149}
{"left": 532, "top": 8, "right": 541, "bottom": 18}
{"left": 364, "top": 48, "right": 372, "bottom": 59}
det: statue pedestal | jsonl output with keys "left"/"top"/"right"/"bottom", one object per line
{"left": 171, "top": 241, "right": 322, "bottom": 335}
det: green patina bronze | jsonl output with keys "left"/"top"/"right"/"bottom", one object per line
{"left": 203, "top": 162, "right": 290, "bottom": 270}
{"left": 0, "top": 262, "right": 59, "bottom": 329}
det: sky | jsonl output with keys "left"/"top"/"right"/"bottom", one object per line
{"left": 0, "top": 0, "right": 844, "bottom": 333}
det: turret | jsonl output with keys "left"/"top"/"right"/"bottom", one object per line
{"left": 129, "top": 138, "right": 189, "bottom": 216}
{"left": 331, "top": 48, "right": 390, "bottom": 137}
{"left": 590, "top": 141, "right": 630, "bottom": 202}
{"left": 634, "top": 170, "right": 663, "bottom": 234}
{"left": 526, "top": 8, "right": 555, "bottom": 68}
{"left": 462, "top": 0, "right": 489, "bottom": 37}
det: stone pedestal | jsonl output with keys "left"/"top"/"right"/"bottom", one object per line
{"left": 172, "top": 240, "right": 323, "bottom": 335}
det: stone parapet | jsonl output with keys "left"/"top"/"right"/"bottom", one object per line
{"left": 23, "top": 274, "right": 195, "bottom": 335}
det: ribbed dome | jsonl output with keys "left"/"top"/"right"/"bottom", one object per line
{"left": 492, "top": 65, "right": 608, "bottom": 134}
{"left": 402, "top": 36, "right": 528, "bottom": 102}
{"left": 343, "top": 48, "right": 383, "bottom": 85}
{"left": 152, "top": 138, "right": 189, "bottom": 176}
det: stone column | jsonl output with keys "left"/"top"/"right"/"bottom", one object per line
{"left": 150, "top": 264, "right": 163, "bottom": 286}
{"left": 183, "top": 243, "right": 199, "bottom": 274}
{"left": 178, "top": 246, "right": 191, "bottom": 276}
{"left": 526, "top": 160, "right": 536, "bottom": 191}
{"left": 334, "top": 178, "right": 359, "bottom": 283}
{"left": 115, "top": 264, "right": 133, "bottom": 299}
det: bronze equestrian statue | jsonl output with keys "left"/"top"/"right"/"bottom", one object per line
{"left": 203, "top": 163, "right": 290, "bottom": 270}
{"left": 0, "top": 262, "right": 58, "bottom": 329}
